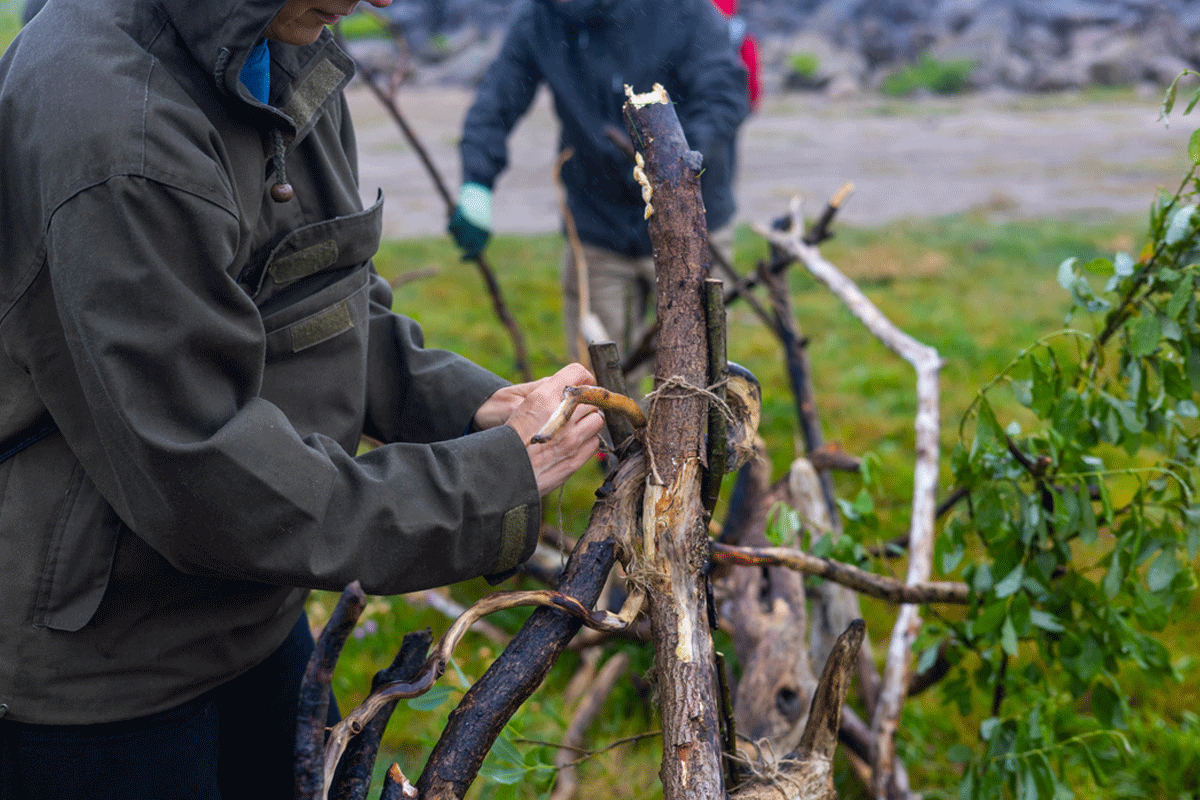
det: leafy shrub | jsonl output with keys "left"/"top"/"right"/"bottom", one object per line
{"left": 931, "top": 72, "right": 1200, "bottom": 798}
{"left": 789, "top": 52, "right": 821, "bottom": 81}
{"left": 880, "top": 53, "right": 975, "bottom": 97}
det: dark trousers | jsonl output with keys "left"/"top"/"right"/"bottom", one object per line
{"left": 0, "top": 613, "right": 339, "bottom": 800}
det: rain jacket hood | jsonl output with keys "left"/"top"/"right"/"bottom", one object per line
{"left": 0, "top": 0, "right": 541, "bottom": 724}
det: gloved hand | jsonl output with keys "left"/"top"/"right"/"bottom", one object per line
{"left": 448, "top": 182, "right": 492, "bottom": 260}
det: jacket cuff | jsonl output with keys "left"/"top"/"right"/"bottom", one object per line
{"left": 480, "top": 425, "right": 540, "bottom": 577}
{"left": 485, "top": 501, "right": 540, "bottom": 582}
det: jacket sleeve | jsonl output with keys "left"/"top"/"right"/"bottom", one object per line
{"left": 673, "top": 0, "right": 749, "bottom": 164}
{"left": 41, "top": 177, "right": 540, "bottom": 596}
{"left": 458, "top": 9, "right": 543, "bottom": 190}
{"left": 361, "top": 271, "right": 510, "bottom": 446}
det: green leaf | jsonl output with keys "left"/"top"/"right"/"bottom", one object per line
{"left": 980, "top": 716, "right": 1001, "bottom": 741}
{"left": 1083, "top": 256, "right": 1114, "bottom": 276}
{"left": 1113, "top": 250, "right": 1136, "bottom": 277}
{"left": 916, "top": 642, "right": 941, "bottom": 675}
{"left": 1001, "top": 615, "right": 1019, "bottom": 656}
{"left": 852, "top": 488, "right": 874, "bottom": 516}
{"left": 973, "top": 599, "right": 1008, "bottom": 636}
{"left": 1147, "top": 550, "right": 1181, "bottom": 592}
{"left": 994, "top": 564, "right": 1025, "bottom": 598}
{"left": 1130, "top": 313, "right": 1162, "bottom": 358}
{"left": 1163, "top": 359, "right": 1192, "bottom": 399}
{"left": 1165, "top": 204, "right": 1197, "bottom": 245}
{"left": 491, "top": 734, "right": 524, "bottom": 767}
{"left": 1188, "top": 340, "right": 1200, "bottom": 391}
{"left": 976, "top": 395, "right": 1005, "bottom": 444}
{"left": 480, "top": 764, "right": 528, "bottom": 785}
{"left": 408, "top": 684, "right": 454, "bottom": 711}
{"left": 1056, "top": 257, "right": 1078, "bottom": 290}
{"left": 1079, "top": 484, "right": 1099, "bottom": 545}
{"left": 1091, "top": 681, "right": 1126, "bottom": 729}
{"left": 1052, "top": 389, "right": 1084, "bottom": 439}
{"left": 1030, "top": 609, "right": 1065, "bottom": 632}
{"left": 947, "top": 743, "right": 974, "bottom": 763}
{"left": 1167, "top": 277, "right": 1193, "bottom": 319}
{"left": 1029, "top": 356, "right": 1056, "bottom": 417}
{"left": 1104, "top": 551, "right": 1125, "bottom": 600}
{"left": 1186, "top": 507, "right": 1200, "bottom": 559}
{"left": 1162, "top": 77, "right": 1179, "bottom": 118}
{"left": 1190, "top": 128, "right": 1200, "bottom": 165}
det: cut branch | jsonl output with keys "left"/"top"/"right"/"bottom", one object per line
{"left": 624, "top": 82, "right": 724, "bottom": 799}
{"left": 296, "top": 581, "right": 366, "bottom": 800}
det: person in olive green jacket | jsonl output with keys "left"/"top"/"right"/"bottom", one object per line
{"left": 0, "top": 1, "right": 604, "bottom": 797}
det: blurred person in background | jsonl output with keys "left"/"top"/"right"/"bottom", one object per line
{"left": 447, "top": 0, "right": 749, "bottom": 380}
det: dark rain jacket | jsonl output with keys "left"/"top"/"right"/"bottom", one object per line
{"left": 0, "top": 0, "right": 540, "bottom": 724}
{"left": 460, "top": 0, "right": 750, "bottom": 258}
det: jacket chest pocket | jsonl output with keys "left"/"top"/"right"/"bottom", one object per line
{"left": 250, "top": 196, "right": 383, "bottom": 451}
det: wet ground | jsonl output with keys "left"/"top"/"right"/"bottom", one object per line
{"left": 348, "top": 83, "right": 1197, "bottom": 240}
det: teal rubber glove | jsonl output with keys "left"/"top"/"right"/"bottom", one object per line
{"left": 448, "top": 182, "right": 492, "bottom": 260}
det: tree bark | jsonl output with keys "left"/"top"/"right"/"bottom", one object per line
{"left": 623, "top": 84, "right": 724, "bottom": 799}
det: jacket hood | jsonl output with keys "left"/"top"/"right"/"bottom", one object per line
{"left": 155, "top": 0, "right": 292, "bottom": 98}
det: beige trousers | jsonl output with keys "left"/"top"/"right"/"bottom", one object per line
{"left": 560, "top": 226, "right": 734, "bottom": 390}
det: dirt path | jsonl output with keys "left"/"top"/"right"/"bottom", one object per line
{"left": 348, "top": 83, "right": 1196, "bottom": 241}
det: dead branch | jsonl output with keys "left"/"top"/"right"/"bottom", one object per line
{"left": 728, "top": 620, "right": 866, "bottom": 800}
{"left": 380, "top": 764, "right": 418, "bottom": 800}
{"left": 702, "top": 279, "right": 730, "bottom": 514}
{"left": 588, "top": 342, "right": 639, "bottom": 454}
{"left": 416, "top": 454, "right": 646, "bottom": 799}
{"left": 624, "top": 82, "right": 725, "bottom": 798}
{"left": 331, "top": 629, "right": 432, "bottom": 800}
{"left": 759, "top": 198, "right": 943, "bottom": 800}
{"left": 296, "top": 581, "right": 366, "bottom": 800}
{"left": 325, "top": 584, "right": 644, "bottom": 798}
{"left": 405, "top": 589, "right": 508, "bottom": 645}
{"left": 530, "top": 385, "right": 646, "bottom": 444}
{"left": 709, "top": 543, "right": 967, "bottom": 606}
{"left": 555, "top": 149, "right": 610, "bottom": 367}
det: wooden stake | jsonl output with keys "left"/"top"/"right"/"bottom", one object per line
{"left": 623, "top": 83, "right": 724, "bottom": 800}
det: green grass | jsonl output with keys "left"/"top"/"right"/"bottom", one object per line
{"left": 310, "top": 210, "right": 1200, "bottom": 798}
{"left": 1, "top": 0, "right": 21, "bottom": 52}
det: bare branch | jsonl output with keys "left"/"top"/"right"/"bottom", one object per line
{"left": 759, "top": 200, "right": 943, "bottom": 799}
{"left": 710, "top": 543, "right": 968, "bottom": 605}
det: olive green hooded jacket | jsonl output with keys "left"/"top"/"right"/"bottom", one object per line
{"left": 0, "top": 0, "right": 540, "bottom": 724}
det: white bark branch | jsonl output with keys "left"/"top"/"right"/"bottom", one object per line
{"left": 759, "top": 198, "right": 943, "bottom": 799}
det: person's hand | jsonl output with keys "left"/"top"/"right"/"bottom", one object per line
{"left": 448, "top": 182, "right": 492, "bottom": 260}
{"left": 483, "top": 364, "right": 606, "bottom": 498}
